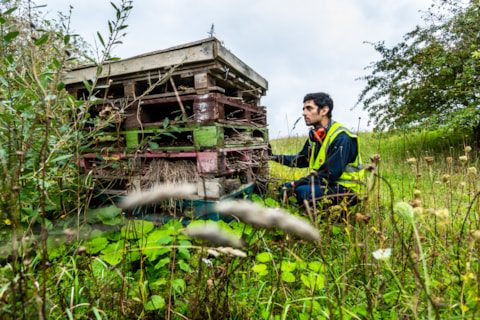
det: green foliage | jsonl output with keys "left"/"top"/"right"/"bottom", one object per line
{"left": 356, "top": 0, "right": 480, "bottom": 137}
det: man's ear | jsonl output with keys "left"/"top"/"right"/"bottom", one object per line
{"left": 321, "top": 106, "right": 329, "bottom": 116}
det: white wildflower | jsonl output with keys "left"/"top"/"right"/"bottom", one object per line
{"left": 119, "top": 183, "right": 196, "bottom": 209}
{"left": 459, "top": 156, "right": 468, "bottom": 164}
{"left": 372, "top": 248, "right": 392, "bottom": 260}
{"left": 183, "top": 222, "right": 244, "bottom": 249}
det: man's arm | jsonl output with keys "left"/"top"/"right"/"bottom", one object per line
{"left": 271, "top": 139, "right": 310, "bottom": 168}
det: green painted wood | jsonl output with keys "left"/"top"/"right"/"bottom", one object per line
{"left": 193, "top": 125, "right": 222, "bottom": 148}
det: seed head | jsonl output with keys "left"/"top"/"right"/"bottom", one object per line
{"left": 468, "top": 167, "right": 477, "bottom": 177}
{"left": 183, "top": 222, "right": 244, "bottom": 249}
{"left": 216, "top": 200, "right": 320, "bottom": 241}
{"left": 441, "top": 174, "right": 450, "bottom": 183}
{"left": 216, "top": 247, "right": 247, "bottom": 258}
{"left": 434, "top": 209, "right": 449, "bottom": 221}
{"left": 465, "top": 146, "right": 472, "bottom": 153}
{"left": 446, "top": 157, "right": 453, "bottom": 165}
{"left": 413, "top": 189, "right": 422, "bottom": 199}
{"left": 370, "top": 154, "right": 381, "bottom": 165}
{"left": 424, "top": 156, "right": 434, "bottom": 166}
{"left": 119, "top": 183, "right": 196, "bottom": 209}
{"left": 407, "top": 157, "right": 417, "bottom": 165}
{"left": 409, "top": 199, "right": 422, "bottom": 208}
{"left": 394, "top": 202, "right": 414, "bottom": 222}
{"left": 459, "top": 156, "right": 468, "bottom": 164}
{"left": 469, "top": 230, "right": 480, "bottom": 242}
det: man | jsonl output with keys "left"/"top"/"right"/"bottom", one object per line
{"left": 271, "top": 92, "right": 365, "bottom": 206}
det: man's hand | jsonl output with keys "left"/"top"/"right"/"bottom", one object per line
{"left": 267, "top": 143, "right": 273, "bottom": 157}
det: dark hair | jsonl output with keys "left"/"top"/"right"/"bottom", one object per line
{"left": 303, "top": 92, "right": 333, "bottom": 118}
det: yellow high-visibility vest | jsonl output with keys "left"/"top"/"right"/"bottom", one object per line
{"left": 308, "top": 122, "right": 365, "bottom": 193}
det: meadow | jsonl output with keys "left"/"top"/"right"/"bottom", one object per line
{"left": 2, "top": 127, "right": 479, "bottom": 319}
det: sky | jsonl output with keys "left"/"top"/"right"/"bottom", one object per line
{"left": 40, "top": 0, "right": 433, "bottom": 138}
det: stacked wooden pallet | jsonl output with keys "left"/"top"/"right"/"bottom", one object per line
{"left": 65, "top": 38, "right": 269, "bottom": 216}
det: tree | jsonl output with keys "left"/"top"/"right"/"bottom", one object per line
{"left": 356, "top": 0, "right": 480, "bottom": 142}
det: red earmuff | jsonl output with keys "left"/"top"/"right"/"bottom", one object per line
{"left": 313, "top": 127, "right": 326, "bottom": 142}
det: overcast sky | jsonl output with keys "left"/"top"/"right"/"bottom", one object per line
{"left": 41, "top": 0, "right": 433, "bottom": 138}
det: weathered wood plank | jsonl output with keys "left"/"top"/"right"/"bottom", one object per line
{"left": 64, "top": 38, "right": 268, "bottom": 92}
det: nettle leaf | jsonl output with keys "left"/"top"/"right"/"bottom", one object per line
{"left": 145, "top": 295, "right": 165, "bottom": 311}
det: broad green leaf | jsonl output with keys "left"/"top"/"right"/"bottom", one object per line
{"left": 281, "top": 261, "right": 297, "bottom": 272}
{"left": 144, "top": 295, "right": 165, "bottom": 311}
{"left": 256, "top": 252, "right": 271, "bottom": 263}
{"left": 282, "top": 271, "right": 296, "bottom": 283}
{"left": 121, "top": 220, "right": 154, "bottom": 240}
{"left": 308, "top": 261, "right": 323, "bottom": 273}
{"left": 300, "top": 273, "right": 324, "bottom": 291}
{"left": 86, "top": 237, "right": 109, "bottom": 254}
{"left": 178, "top": 259, "right": 192, "bottom": 273}
{"left": 101, "top": 240, "right": 125, "bottom": 265}
{"left": 171, "top": 279, "right": 185, "bottom": 294}
{"left": 154, "top": 257, "right": 170, "bottom": 270}
{"left": 87, "top": 205, "right": 122, "bottom": 225}
{"left": 252, "top": 263, "right": 268, "bottom": 276}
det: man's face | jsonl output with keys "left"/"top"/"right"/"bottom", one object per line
{"left": 302, "top": 100, "right": 327, "bottom": 127}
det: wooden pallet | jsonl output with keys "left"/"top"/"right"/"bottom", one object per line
{"left": 65, "top": 38, "right": 268, "bottom": 105}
